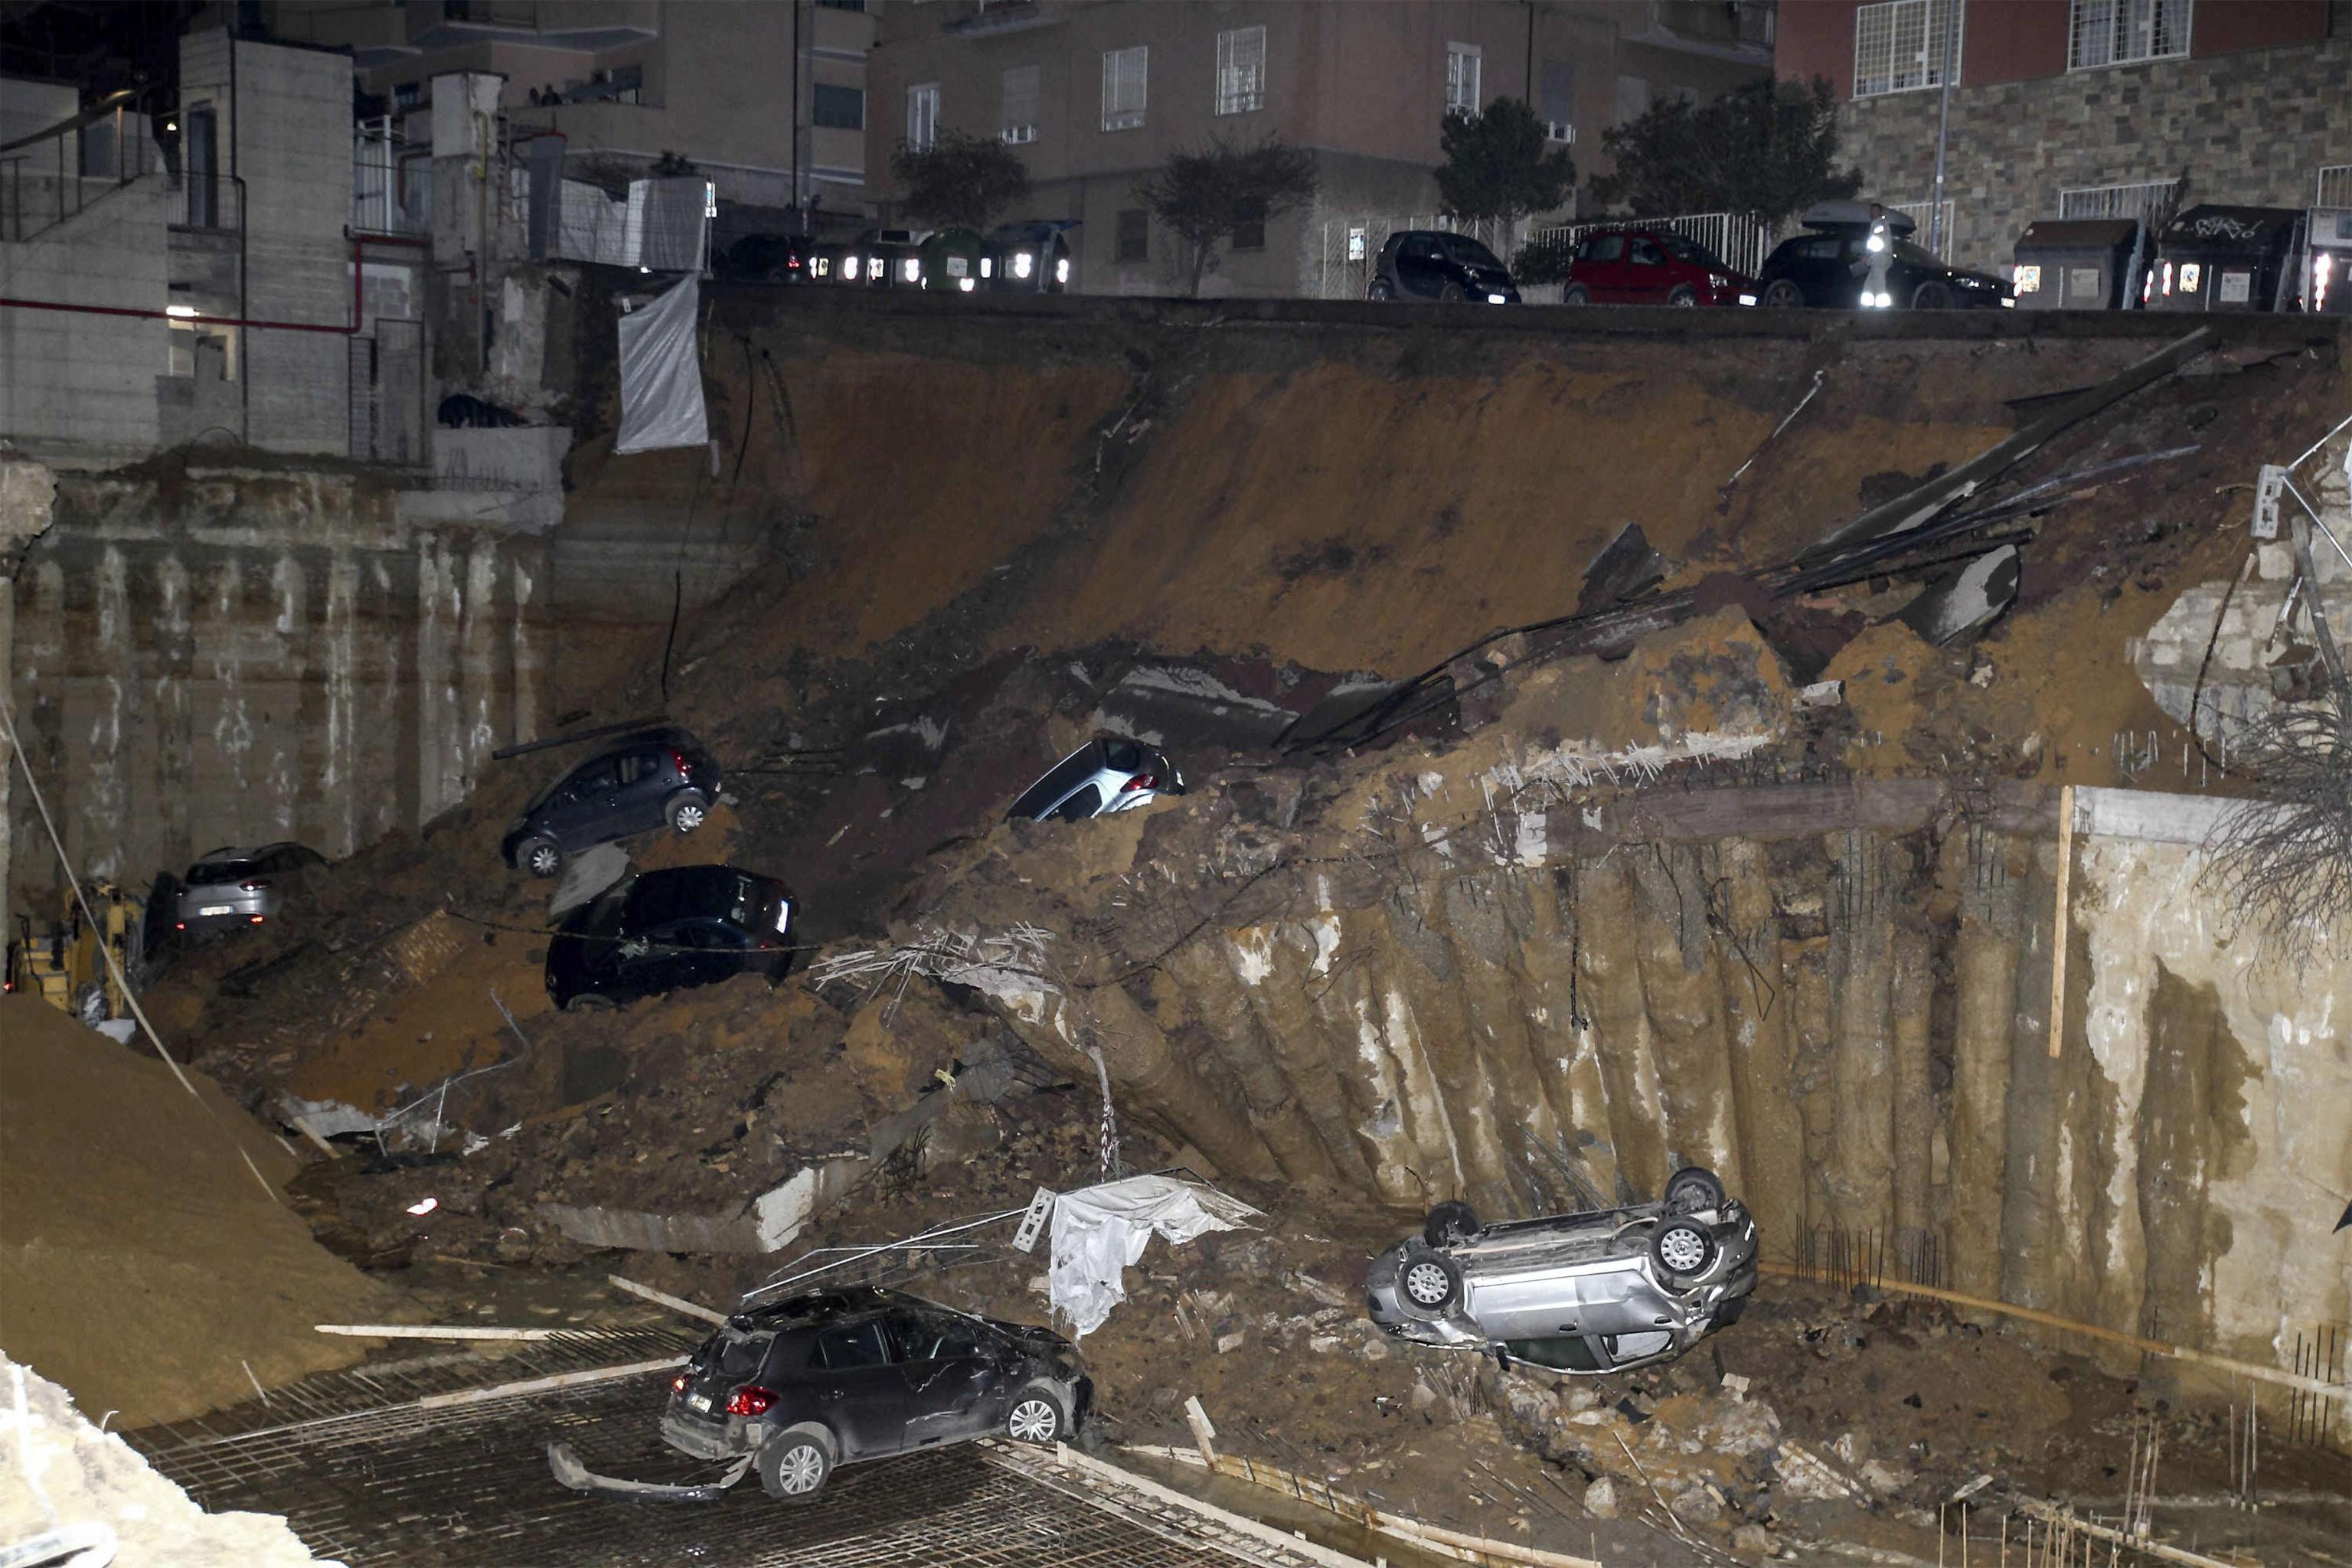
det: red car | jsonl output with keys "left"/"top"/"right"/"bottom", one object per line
{"left": 1559, "top": 227, "right": 1750, "bottom": 307}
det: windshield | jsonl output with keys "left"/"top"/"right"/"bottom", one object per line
{"left": 1661, "top": 234, "right": 1726, "bottom": 270}
{"left": 1446, "top": 236, "right": 1505, "bottom": 270}
{"left": 187, "top": 859, "right": 258, "bottom": 885}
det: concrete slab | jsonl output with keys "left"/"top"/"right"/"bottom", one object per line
{"left": 549, "top": 843, "right": 629, "bottom": 917}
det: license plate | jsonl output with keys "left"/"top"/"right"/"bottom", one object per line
{"left": 199, "top": 905, "right": 234, "bottom": 916}
{"left": 688, "top": 1393, "right": 712, "bottom": 1413}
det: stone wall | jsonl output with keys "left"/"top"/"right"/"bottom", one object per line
{"left": 1833, "top": 34, "right": 2352, "bottom": 276}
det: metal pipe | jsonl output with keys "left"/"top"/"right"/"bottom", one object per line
{"left": 1929, "top": 0, "right": 1956, "bottom": 256}
{"left": 4, "top": 233, "right": 425, "bottom": 335}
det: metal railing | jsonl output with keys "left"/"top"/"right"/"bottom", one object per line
{"left": 1524, "top": 210, "right": 1779, "bottom": 278}
{"left": 1890, "top": 197, "right": 1955, "bottom": 258}
{"left": 1, "top": 110, "right": 153, "bottom": 242}
{"left": 2059, "top": 178, "right": 2180, "bottom": 221}
{"left": 354, "top": 119, "right": 430, "bottom": 236}
{"left": 2320, "top": 165, "right": 2352, "bottom": 207}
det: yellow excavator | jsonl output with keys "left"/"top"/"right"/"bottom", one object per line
{"left": 4, "top": 883, "right": 142, "bottom": 1025}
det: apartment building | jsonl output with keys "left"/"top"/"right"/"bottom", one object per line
{"left": 866, "top": 0, "right": 1774, "bottom": 297}
{"left": 1775, "top": 0, "right": 2350, "bottom": 275}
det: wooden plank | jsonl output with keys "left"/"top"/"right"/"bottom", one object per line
{"left": 314, "top": 1325, "right": 564, "bottom": 1341}
{"left": 606, "top": 1273, "right": 727, "bottom": 1326}
{"left": 2047, "top": 783, "right": 2075, "bottom": 1059}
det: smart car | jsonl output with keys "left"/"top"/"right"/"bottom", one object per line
{"left": 501, "top": 726, "right": 721, "bottom": 879}
{"left": 543, "top": 864, "right": 792, "bottom": 1011}
{"left": 1007, "top": 737, "right": 1184, "bottom": 822}
{"left": 1364, "top": 1167, "right": 1759, "bottom": 1376}
{"left": 551, "top": 1286, "right": 1090, "bottom": 1504}
{"left": 1368, "top": 230, "right": 1521, "bottom": 304}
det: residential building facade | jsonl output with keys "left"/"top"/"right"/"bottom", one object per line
{"left": 866, "top": 0, "right": 1775, "bottom": 297}
{"left": 1775, "top": 0, "right": 2350, "bottom": 275}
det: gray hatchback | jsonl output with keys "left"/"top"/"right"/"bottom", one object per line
{"left": 1364, "top": 1167, "right": 1758, "bottom": 1376}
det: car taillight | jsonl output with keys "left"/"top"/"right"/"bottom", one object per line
{"left": 250, "top": 915, "right": 265, "bottom": 924}
{"left": 671, "top": 749, "right": 691, "bottom": 779}
{"left": 724, "top": 1385, "right": 776, "bottom": 1417}
{"left": 671, "top": 1374, "right": 691, "bottom": 1393}
{"left": 240, "top": 879, "right": 270, "bottom": 890}
{"left": 1119, "top": 774, "right": 1157, "bottom": 793}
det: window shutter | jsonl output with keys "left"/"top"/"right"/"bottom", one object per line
{"left": 1102, "top": 45, "right": 1148, "bottom": 129}
{"left": 1216, "top": 26, "right": 1265, "bottom": 114}
{"left": 1001, "top": 64, "right": 1040, "bottom": 139}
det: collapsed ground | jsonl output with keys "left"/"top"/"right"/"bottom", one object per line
{"left": 24, "top": 306, "right": 2352, "bottom": 1562}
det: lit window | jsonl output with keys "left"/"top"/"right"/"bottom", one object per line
{"left": 1853, "top": 0, "right": 1963, "bottom": 99}
{"left": 1445, "top": 42, "right": 1481, "bottom": 116}
{"left": 1102, "top": 45, "right": 1147, "bottom": 132}
{"left": 1216, "top": 25, "right": 1265, "bottom": 115}
{"left": 2067, "top": 0, "right": 2190, "bottom": 70}
{"left": 906, "top": 83, "right": 939, "bottom": 152}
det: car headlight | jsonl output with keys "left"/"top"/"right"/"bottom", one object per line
{"left": 843, "top": 256, "right": 861, "bottom": 280}
{"left": 1055, "top": 256, "right": 1069, "bottom": 284}
{"left": 1710, "top": 274, "right": 1732, "bottom": 289}
{"left": 901, "top": 258, "right": 920, "bottom": 283}
{"left": 1014, "top": 251, "right": 1034, "bottom": 279}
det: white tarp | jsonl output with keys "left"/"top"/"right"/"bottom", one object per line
{"left": 614, "top": 274, "right": 707, "bottom": 454}
{"left": 1047, "top": 1175, "right": 1260, "bottom": 1337}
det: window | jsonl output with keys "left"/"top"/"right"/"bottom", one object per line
{"left": 1116, "top": 208, "right": 1148, "bottom": 262}
{"left": 1580, "top": 234, "right": 1625, "bottom": 263}
{"left": 1001, "top": 64, "right": 1039, "bottom": 142}
{"left": 1852, "top": 0, "right": 1962, "bottom": 98}
{"left": 1232, "top": 215, "right": 1265, "bottom": 250}
{"left": 1538, "top": 58, "right": 1574, "bottom": 142}
{"left": 812, "top": 1321, "right": 891, "bottom": 1370}
{"left": 2068, "top": 0, "right": 2189, "bottom": 70}
{"left": 1216, "top": 24, "right": 1266, "bottom": 114}
{"left": 1628, "top": 237, "right": 1664, "bottom": 267}
{"left": 815, "top": 0, "right": 865, "bottom": 10}
{"left": 906, "top": 83, "right": 939, "bottom": 151}
{"left": 1445, "top": 42, "right": 1481, "bottom": 116}
{"left": 812, "top": 83, "right": 864, "bottom": 131}
{"left": 1102, "top": 44, "right": 1147, "bottom": 130}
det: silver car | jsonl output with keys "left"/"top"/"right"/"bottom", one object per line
{"left": 173, "top": 842, "right": 328, "bottom": 935}
{"left": 1007, "top": 738, "right": 1184, "bottom": 823}
{"left": 1364, "top": 1167, "right": 1758, "bottom": 1376}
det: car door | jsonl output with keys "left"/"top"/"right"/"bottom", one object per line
{"left": 1625, "top": 236, "right": 1669, "bottom": 302}
{"left": 805, "top": 1318, "right": 912, "bottom": 1458}
{"left": 553, "top": 755, "right": 622, "bottom": 844}
{"left": 886, "top": 1311, "right": 1001, "bottom": 1446}
{"left": 1396, "top": 235, "right": 1445, "bottom": 299}
{"left": 1581, "top": 234, "right": 1628, "bottom": 300}
{"left": 1462, "top": 1253, "right": 1584, "bottom": 1341}
{"left": 612, "top": 746, "right": 671, "bottom": 834}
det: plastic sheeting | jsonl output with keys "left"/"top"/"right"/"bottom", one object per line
{"left": 1047, "top": 1175, "right": 1260, "bottom": 1338}
{"left": 614, "top": 274, "right": 707, "bottom": 455}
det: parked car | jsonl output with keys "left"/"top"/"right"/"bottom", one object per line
{"left": 174, "top": 842, "right": 330, "bottom": 935}
{"left": 1369, "top": 230, "right": 1521, "bottom": 304}
{"left": 1007, "top": 737, "right": 1184, "bottom": 823}
{"left": 544, "top": 864, "right": 793, "bottom": 1011}
{"left": 501, "top": 727, "right": 721, "bottom": 879}
{"left": 982, "top": 220, "right": 1078, "bottom": 292}
{"left": 1560, "top": 228, "right": 1750, "bottom": 307}
{"left": 841, "top": 227, "right": 928, "bottom": 287}
{"left": 717, "top": 232, "right": 820, "bottom": 284}
{"left": 1364, "top": 1166, "right": 1759, "bottom": 1376}
{"left": 1751, "top": 224, "right": 2012, "bottom": 311}
{"left": 549, "top": 1286, "right": 1089, "bottom": 1504}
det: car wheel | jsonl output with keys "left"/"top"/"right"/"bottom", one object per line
{"left": 1562, "top": 284, "right": 1590, "bottom": 306}
{"left": 1911, "top": 280, "right": 1955, "bottom": 309}
{"left": 1004, "top": 1383, "right": 1069, "bottom": 1444}
{"left": 667, "top": 794, "right": 707, "bottom": 834}
{"left": 1396, "top": 1243, "right": 1464, "bottom": 1317}
{"left": 1761, "top": 279, "right": 1805, "bottom": 309}
{"left": 1651, "top": 1220, "right": 1719, "bottom": 1282}
{"left": 74, "top": 982, "right": 109, "bottom": 1027}
{"left": 1423, "top": 1200, "right": 1483, "bottom": 1248}
{"left": 1439, "top": 282, "right": 1465, "bottom": 303}
{"left": 564, "top": 992, "right": 617, "bottom": 1014}
{"left": 1666, "top": 284, "right": 1699, "bottom": 307}
{"left": 1664, "top": 1167, "right": 1726, "bottom": 1214}
{"left": 518, "top": 837, "right": 563, "bottom": 879}
{"left": 1368, "top": 279, "right": 1393, "bottom": 302}
{"left": 757, "top": 1429, "right": 832, "bottom": 1503}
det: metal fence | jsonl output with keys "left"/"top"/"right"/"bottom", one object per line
{"left": 353, "top": 118, "right": 430, "bottom": 236}
{"left": 2320, "top": 165, "right": 2352, "bottom": 207}
{"left": 1890, "top": 197, "right": 1955, "bottom": 259}
{"left": 2059, "top": 178, "right": 2180, "bottom": 221}
{"left": 1524, "top": 210, "right": 1779, "bottom": 278}
{"left": 1313, "top": 211, "right": 1459, "bottom": 299}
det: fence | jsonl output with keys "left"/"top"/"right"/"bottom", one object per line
{"left": 1524, "top": 210, "right": 1779, "bottom": 279}
{"left": 1312, "top": 212, "right": 1459, "bottom": 299}
{"left": 1, "top": 110, "right": 153, "bottom": 242}
{"left": 2059, "top": 178, "right": 2180, "bottom": 221}
{"left": 353, "top": 118, "right": 429, "bottom": 237}
{"left": 1891, "top": 197, "right": 1955, "bottom": 258}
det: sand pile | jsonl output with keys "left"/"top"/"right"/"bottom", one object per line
{"left": 0, "top": 997, "right": 397, "bottom": 1426}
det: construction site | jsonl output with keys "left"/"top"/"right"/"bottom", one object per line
{"left": 5, "top": 285, "right": 2350, "bottom": 1567}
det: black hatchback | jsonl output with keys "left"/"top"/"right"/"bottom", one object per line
{"left": 501, "top": 727, "right": 721, "bottom": 879}
{"left": 544, "top": 864, "right": 792, "bottom": 1011}
{"left": 1369, "top": 230, "right": 1521, "bottom": 304}
{"left": 1753, "top": 228, "right": 2011, "bottom": 310}
{"left": 652, "top": 1288, "right": 1089, "bottom": 1502}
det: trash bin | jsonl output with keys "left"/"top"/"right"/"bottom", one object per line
{"left": 2305, "top": 207, "right": 2352, "bottom": 315}
{"left": 2148, "top": 205, "right": 2303, "bottom": 312}
{"left": 919, "top": 227, "right": 986, "bottom": 293}
{"left": 982, "top": 220, "right": 1079, "bottom": 292}
{"left": 2010, "top": 217, "right": 2141, "bottom": 310}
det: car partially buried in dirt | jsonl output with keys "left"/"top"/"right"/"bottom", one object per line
{"left": 1364, "top": 1167, "right": 1758, "bottom": 1376}
{"left": 549, "top": 1285, "right": 1089, "bottom": 1504}
{"left": 1006, "top": 737, "right": 1184, "bottom": 822}
{"left": 544, "top": 864, "right": 793, "bottom": 1011}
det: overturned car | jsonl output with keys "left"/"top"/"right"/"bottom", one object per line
{"left": 550, "top": 1286, "right": 1089, "bottom": 1504}
{"left": 1364, "top": 1167, "right": 1758, "bottom": 1376}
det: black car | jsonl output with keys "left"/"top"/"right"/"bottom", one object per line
{"left": 1753, "top": 227, "right": 2012, "bottom": 310}
{"left": 1369, "top": 230, "right": 1521, "bottom": 304}
{"left": 544, "top": 864, "right": 792, "bottom": 1011}
{"left": 553, "top": 1287, "right": 1090, "bottom": 1504}
{"left": 717, "top": 232, "right": 818, "bottom": 284}
{"left": 501, "top": 726, "right": 720, "bottom": 878}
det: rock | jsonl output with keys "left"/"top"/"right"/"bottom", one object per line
{"left": 1570, "top": 1408, "right": 1614, "bottom": 1426}
{"left": 1563, "top": 1386, "right": 1599, "bottom": 1413}
{"left": 1308, "top": 1334, "right": 1344, "bottom": 1354}
{"left": 1832, "top": 1431, "right": 1870, "bottom": 1467}
{"left": 1732, "top": 1523, "right": 1776, "bottom": 1556}
{"left": 1359, "top": 1337, "right": 1388, "bottom": 1361}
{"left": 1670, "top": 1481, "right": 1723, "bottom": 1526}
{"left": 1583, "top": 1477, "right": 1619, "bottom": 1519}
{"left": 1721, "top": 1372, "right": 1751, "bottom": 1402}
{"left": 1410, "top": 1381, "right": 1440, "bottom": 1414}
{"left": 1860, "top": 1459, "right": 1910, "bottom": 1496}
{"left": 1216, "top": 1331, "right": 1246, "bottom": 1354}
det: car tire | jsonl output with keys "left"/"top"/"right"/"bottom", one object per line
{"left": 1651, "top": 1219, "right": 1719, "bottom": 1283}
{"left": 1004, "top": 1382, "right": 1070, "bottom": 1445}
{"left": 518, "top": 837, "right": 563, "bottom": 879}
{"left": 1439, "top": 282, "right": 1466, "bottom": 303}
{"left": 1396, "top": 1243, "right": 1465, "bottom": 1318}
{"left": 1562, "top": 284, "right": 1590, "bottom": 306}
{"left": 1423, "top": 1200, "right": 1483, "bottom": 1248}
{"left": 1666, "top": 284, "right": 1699, "bottom": 307}
{"left": 1664, "top": 1166, "right": 1726, "bottom": 1214}
{"left": 1911, "top": 280, "right": 1955, "bottom": 309}
{"left": 1368, "top": 279, "right": 1393, "bottom": 302}
{"left": 564, "top": 991, "right": 617, "bottom": 1014}
{"left": 757, "top": 1428, "right": 833, "bottom": 1503}
{"left": 1761, "top": 279, "right": 1805, "bottom": 309}
{"left": 667, "top": 794, "right": 708, "bottom": 834}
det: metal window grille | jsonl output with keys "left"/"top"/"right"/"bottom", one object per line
{"left": 1853, "top": 0, "right": 1962, "bottom": 98}
{"left": 2058, "top": 178, "right": 2178, "bottom": 220}
{"left": 1102, "top": 46, "right": 1147, "bottom": 131}
{"left": 1446, "top": 44, "right": 1481, "bottom": 116}
{"left": 1215, "top": 25, "right": 1265, "bottom": 115}
{"left": 2320, "top": 165, "right": 2352, "bottom": 207}
{"left": 1001, "top": 64, "right": 1039, "bottom": 142}
{"left": 2068, "top": 0, "right": 2190, "bottom": 70}
{"left": 906, "top": 84, "right": 939, "bottom": 150}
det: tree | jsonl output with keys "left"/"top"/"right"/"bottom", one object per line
{"left": 1135, "top": 132, "right": 1318, "bottom": 296}
{"left": 1589, "top": 77, "right": 1859, "bottom": 227}
{"left": 890, "top": 129, "right": 1032, "bottom": 233}
{"left": 1435, "top": 97, "right": 1575, "bottom": 245}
